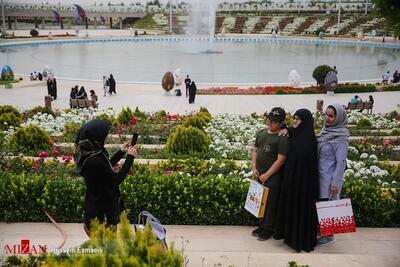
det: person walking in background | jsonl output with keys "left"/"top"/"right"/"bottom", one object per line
{"left": 103, "top": 75, "right": 109, "bottom": 96}
{"left": 184, "top": 75, "right": 191, "bottom": 98}
{"left": 188, "top": 81, "right": 197, "bottom": 104}
{"left": 273, "top": 109, "right": 319, "bottom": 252}
{"left": 74, "top": 119, "right": 138, "bottom": 236}
{"left": 317, "top": 104, "right": 349, "bottom": 246}
{"left": 108, "top": 74, "right": 116, "bottom": 95}
{"left": 251, "top": 107, "right": 289, "bottom": 241}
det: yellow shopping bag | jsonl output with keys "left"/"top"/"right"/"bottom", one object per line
{"left": 244, "top": 180, "right": 269, "bottom": 218}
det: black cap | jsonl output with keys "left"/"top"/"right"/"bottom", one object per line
{"left": 267, "top": 107, "right": 286, "bottom": 122}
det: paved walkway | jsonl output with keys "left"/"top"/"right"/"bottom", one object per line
{"left": 1, "top": 77, "right": 400, "bottom": 114}
{"left": 0, "top": 222, "right": 399, "bottom": 267}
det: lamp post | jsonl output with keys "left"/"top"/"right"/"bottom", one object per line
{"left": 1, "top": 0, "right": 6, "bottom": 33}
{"left": 169, "top": 0, "right": 172, "bottom": 34}
{"left": 365, "top": 0, "right": 368, "bottom": 15}
{"left": 336, "top": 0, "right": 341, "bottom": 35}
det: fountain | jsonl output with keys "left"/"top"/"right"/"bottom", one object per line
{"left": 186, "top": 0, "right": 221, "bottom": 54}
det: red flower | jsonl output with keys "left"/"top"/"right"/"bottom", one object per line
{"left": 47, "top": 140, "right": 54, "bottom": 146}
{"left": 128, "top": 117, "right": 137, "bottom": 126}
{"left": 166, "top": 113, "right": 178, "bottom": 120}
{"left": 38, "top": 151, "right": 49, "bottom": 158}
{"left": 53, "top": 149, "right": 60, "bottom": 157}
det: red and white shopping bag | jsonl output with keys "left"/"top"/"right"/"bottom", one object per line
{"left": 316, "top": 198, "right": 356, "bottom": 236}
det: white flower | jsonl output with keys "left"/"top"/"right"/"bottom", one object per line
{"left": 360, "top": 153, "right": 369, "bottom": 159}
{"left": 217, "top": 174, "right": 223, "bottom": 178}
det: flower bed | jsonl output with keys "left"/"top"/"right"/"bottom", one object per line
{"left": 198, "top": 86, "right": 323, "bottom": 95}
{"left": 197, "top": 83, "right": 400, "bottom": 95}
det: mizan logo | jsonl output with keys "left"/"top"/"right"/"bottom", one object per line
{"left": 5, "top": 240, "right": 47, "bottom": 254}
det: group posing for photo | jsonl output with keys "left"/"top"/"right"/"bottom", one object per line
{"left": 251, "top": 104, "right": 349, "bottom": 252}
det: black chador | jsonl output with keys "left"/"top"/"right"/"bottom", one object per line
{"left": 273, "top": 109, "right": 319, "bottom": 252}
{"left": 188, "top": 81, "right": 197, "bottom": 104}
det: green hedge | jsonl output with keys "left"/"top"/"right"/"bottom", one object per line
{"left": 335, "top": 83, "right": 376, "bottom": 93}
{"left": 1, "top": 158, "right": 399, "bottom": 226}
{"left": 0, "top": 167, "right": 255, "bottom": 225}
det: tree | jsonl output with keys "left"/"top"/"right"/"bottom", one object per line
{"left": 372, "top": 0, "right": 400, "bottom": 37}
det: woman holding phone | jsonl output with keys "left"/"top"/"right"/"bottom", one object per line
{"left": 74, "top": 119, "right": 139, "bottom": 236}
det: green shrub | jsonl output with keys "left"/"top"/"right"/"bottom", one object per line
{"left": 390, "top": 164, "right": 400, "bottom": 182}
{"left": 166, "top": 126, "right": 211, "bottom": 154}
{"left": 312, "top": 65, "right": 334, "bottom": 86}
{"left": 30, "top": 29, "right": 39, "bottom": 37}
{"left": 5, "top": 213, "right": 182, "bottom": 266}
{"left": 300, "top": 88, "right": 321, "bottom": 94}
{"left": 116, "top": 107, "right": 134, "bottom": 125}
{"left": 335, "top": 83, "right": 376, "bottom": 93}
{"left": 95, "top": 113, "right": 117, "bottom": 127}
{"left": 41, "top": 176, "right": 85, "bottom": 223}
{"left": 63, "top": 122, "right": 82, "bottom": 142}
{"left": 0, "top": 105, "right": 20, "bottom": 116}
{"left": 198, "top": 109, "right": 212, "bottom": 123}
{"left": 133, "top": 106, "right": 148, "bottom": 119}
{"left": 27, "top": 105, "right": 56, "bottom": 117}
{"left": 155, "top": 110, "right": 167, "bottom": 117}
{"left": 387, "top": 111, "right": 400, "bottom": 120}
{"left": 0, "top": 112, "right": 21, "bottom": 130}
{"left": 382, "top": 84, "right": 400, "bottom": 92}
{"left": 7, "top": 125, "right": 51, "bottom": 153}
{"left": 183, "top": 114, "right": 209, "bottom": 130}
{"left": 0, "top": 105, "right": 21, "bottom": 130}
{"left": 0, "top": 172, "right": 46, "bottom": 222}
{"left": 275, "top": 88, "right": 287, "bottom": 94}
{"left": 1, "top": 161, "right": 399, "bottom": 227}
{"left": 356, "top": 118, "right": 373, "bottom": 129}
{"left": 342, "top": 180, "right": 398, "bottom": 227}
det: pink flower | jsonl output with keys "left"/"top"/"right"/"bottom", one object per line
{"left": 383, "top": 139, "right": 390, "bottom": 146}
{"left": 38, "top": 151, "right": 49, "bottom": 158}
{"left": 53, "top": 149, "right": 60, "bottom": 157}
{"left": 62, "top": 155, "right": 72, "bottom": 163}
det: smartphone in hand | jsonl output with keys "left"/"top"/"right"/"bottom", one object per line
{"left": 131, "top": 132, "right": 139, "bottom": 146}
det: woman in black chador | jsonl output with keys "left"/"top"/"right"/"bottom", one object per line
{"left": 108, "top": 74, "right": 116, "bottom": 95}
{"left": 274, "top": 109, "right": 319, "bottom": 252}
{"left": 74, "top": 119, "right": 138, "bottom": 236}
{"left": 188, "top": 81, "right": 197, "bottom": 104}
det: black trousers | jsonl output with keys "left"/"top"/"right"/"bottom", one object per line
{"left": 260, "top": 187, "right": 280, "bottom": 233}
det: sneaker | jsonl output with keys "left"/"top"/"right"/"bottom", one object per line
{"left": 251, "top": 227, "right": 263, "bottom": 237}
{"left": 257, "top": 230, "right": 273, "bottom": 241}
{"left": 317, "top": 235, "right": 336, "bottom": 246}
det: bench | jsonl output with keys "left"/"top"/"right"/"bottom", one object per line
{"left": 346, "top": 101, "right": 373, "bottom": 114}
{"left": 70, "top": 99, "right": 98, "bottom": 109}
